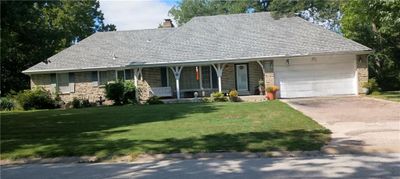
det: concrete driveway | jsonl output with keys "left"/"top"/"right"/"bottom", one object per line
{"left": 285, "top": 96, "right": 400, "bottom": 154}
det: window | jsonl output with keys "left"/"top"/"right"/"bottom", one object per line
{"left": 99, "top": 70, "right": 115, "bottom": 85}
{"left": 125, "top": 69, "right": 132, "bottom": 80}
{"left": 160, "top": 67, "right": 168, "bottom": 87}
{"left": 180, "top": 67, "right": 199, "bottom": 89}
{"left": 201, "top": 66, "right": 211, "bottom": 88}
{"left": 50, "top": 73, "right": 57, "bottom": 92}
{"left": 57, "top": 73, "right": 72, "bottom": 93}
{"left": 211, "top": 68, "right": 218, "bottom": 88}
{"left": 91, "top": 71, "right": 98, "bottom": 86}
{"left": 69, "top": 73, "right": 75, "bottom": 92}
{"left": 117, "top": 70, "right": 124, "bottom": 81}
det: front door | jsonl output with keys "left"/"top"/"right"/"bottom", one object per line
{"left": 235, "top": 64, "right": 249, "bottom": 91}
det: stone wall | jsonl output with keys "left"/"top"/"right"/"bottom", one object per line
{"left": 356, "top": 54, "right": 369, "bottom": 94}
{"left": 31, "top": 72, "right": 107, "bottom": 103}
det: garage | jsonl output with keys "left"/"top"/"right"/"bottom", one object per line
{"left": 275, "top": 54, "right": 357, "bottom": 98}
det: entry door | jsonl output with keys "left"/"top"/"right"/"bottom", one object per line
{"left": 235, "top": 64, "right": 249, "bottom": 91}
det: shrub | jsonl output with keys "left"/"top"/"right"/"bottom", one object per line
{"left": 228, "top": 90, "right": 240, "bottom": 102}
{"left": 15, "top": 87, "right": 56, "bottom": 110}
{"left": 71, "top": 98, "right": 92, "bottom": 108}
{"left": 146, "top": 96, "right": 164, "bottom": 105}
{"left": 105, "top": 81, "right": 136, "bottom": 105}
{"left": 81, "top": 99, "right": 92, "bottom": 108}
{"left": 371, "top": 91, "right": 381, "bottom": 95}
{"left": 211, "top": 92, "right": 228, "bottom": 102}
{"left": 266, "top": 86, "right": 280, "bottom": 93}
{"left": 72, "top": 97, "right": 82, "bottom": 108}
{"left": 362, "top": 79, "right": 380, "bottom": 95}
{"left": 54, "top": 94, "right": 64, "bottom": 108}
{"left": 123, "top": 80, "right": 136, "bottom": 104}
{"left": 0, "top": 97, "right": 15, "bottom": 111}
{"left": 105, "top": 81, "right": 125, "bottom": 105}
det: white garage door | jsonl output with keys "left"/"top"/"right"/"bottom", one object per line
{"left": 275, "top": 55, "right": 357, "bottom": 98}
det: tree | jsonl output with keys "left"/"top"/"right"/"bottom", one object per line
{"left": 1, "top": 0, "right": 116, "bottom": 95}
{"left": 267, "top": 0, "right": 341, "bottom": 32}
{"left": 169, "top": 0, "right": 266, "bottom": 26}
{"left": 341, "top": 0, "right": 400, "bottom": 90}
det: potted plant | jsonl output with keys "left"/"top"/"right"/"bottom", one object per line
{"left": 258, "top": 79, "right": 265, "bottom": 95}
{"left": 266, "top": 85, "right": 279, "bottom": 100}
{"left": 228, "top": 89, "right": 239, "bottom": 102}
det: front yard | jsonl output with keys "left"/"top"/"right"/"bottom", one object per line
{"left": 1, "top": 101, "right": 330, "bottom": 160}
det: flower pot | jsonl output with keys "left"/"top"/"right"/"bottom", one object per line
{"left": 266, "top": 91, "right": 276, "bottom": 100}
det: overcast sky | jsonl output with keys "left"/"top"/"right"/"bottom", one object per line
{"left": 99, "top": 0, "right": 177, "bottom": 31}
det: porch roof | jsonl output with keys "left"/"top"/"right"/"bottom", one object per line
{"left": 24, "top": 12, "right": 371, "bottom": 74}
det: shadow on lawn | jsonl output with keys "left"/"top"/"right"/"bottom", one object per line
{"left": 1, "top": 103, "right": 218, "bottom": 157}
{"left": 3, "top": 129, "right": 330, "bottom": 159}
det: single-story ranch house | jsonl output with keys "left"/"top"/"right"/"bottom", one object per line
{"left": 23, "top": 12, "right": 371, "bottom": 103}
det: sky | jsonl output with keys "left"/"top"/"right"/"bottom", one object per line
{"left": 99, "top": 0, "right": 178, "bottom": 31}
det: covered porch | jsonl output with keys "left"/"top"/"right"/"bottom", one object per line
{"left": 129, "top": 60, "right": 274, "bottom": 101}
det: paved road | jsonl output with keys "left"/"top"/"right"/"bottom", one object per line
{"left": 285, "top": 96, "right": 400, "bottom": 154}
{"left": 2, "top": 154, "right": 400, "bottom": 179}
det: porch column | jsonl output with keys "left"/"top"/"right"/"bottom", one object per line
{"left": 170, "top": 66, "right": 183, "bottom": 99}
{"left": 133, "top": 68, "right": 142, "bottom": 101}
{"left": 133, "top": 68, "right": 142, "bottom": 87}
{"left": 212, "top": 63, "right": 226, "bottom": 93}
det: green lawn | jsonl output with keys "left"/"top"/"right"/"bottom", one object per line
{"left": 369, "top": 91, "right": 400, "bottom": 102}
{"left": 1, "top": 101, "right": 330, "bottom": 160}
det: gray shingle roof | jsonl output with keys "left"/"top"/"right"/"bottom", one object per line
{"left": 24, "top": 12, "right": 371, "bottom": 73}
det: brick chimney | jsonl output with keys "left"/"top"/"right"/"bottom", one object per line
{"left": 162, "top": 19, "right": 174, "bottom": 28}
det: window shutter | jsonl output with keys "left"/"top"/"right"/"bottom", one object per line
{"left": 160, "top": 67, "right": 168, "bottom": 87}
{"left": 69, "top": 73, "right": 75, "bottom": 93}
{"left": 91, "top": 71, "right": 98, "bottom": 86}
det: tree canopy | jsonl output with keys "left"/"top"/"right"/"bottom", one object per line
{"left": 341, "top": 0, "right": 400, "bottom": 90}
{"left": 1, "top": 0, "right": 116, "bottom": 95}
{"left": 169, "top": 0, "right": 266, "bottom": 25}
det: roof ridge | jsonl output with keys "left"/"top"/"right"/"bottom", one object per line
{"left": 191, "top": 11, "right": 271, "bottom": 20}
{"left": 97, "top": 27, "right": 175, "bottom": 33}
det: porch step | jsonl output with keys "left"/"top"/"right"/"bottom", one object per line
{"left": 238, "top": 95, "right": 266, "bottom": 102}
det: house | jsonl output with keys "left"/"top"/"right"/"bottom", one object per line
{"left": 23, "top": 12, "right": 371, "bottom": 103}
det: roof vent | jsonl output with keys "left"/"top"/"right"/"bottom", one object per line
{"left": 113, "top": 53, "right": 117, "bottom": 60}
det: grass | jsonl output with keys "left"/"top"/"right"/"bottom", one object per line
{"left": 1, "top": 101, "right": 330, "bottom": 160}
{"left": 369, "top": 91, "right": 400, "bottom": 102}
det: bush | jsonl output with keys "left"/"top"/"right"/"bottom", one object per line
{"left": 72, "top": 97, "right": 82, "bottom": 108}
{"left": 1, "top": 97, "right": 15, "bottom": 111}
{"left": 211, "top": 92, "right": 228, "bottom": 102}
{"left": 71, "top": 98, "right": 92, "bottom": 108}
{"left": 105, "top": 81, "right": 125, "bottom": 105}
{"left": 82, "top": 99, "right": 92, "bottom": 108}
{"left": 15, "top": 87, "right": 56, "bottom": 110}
{"left": 362, "top": 79, "right": 380, "bottom": 95}
{"left": 123, "top": 80, "right": 136, "bottom": 104}
{"left": 228, "top": 90, "right": 240, "bottom": 102}
{"left": 146, "top": 96, "right": 164, "bottom": 105}
{"left": 105, "top": 81, "right": 136, "bottom": 105}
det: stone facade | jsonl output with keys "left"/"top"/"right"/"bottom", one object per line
{"left": 356, "top": 54, "right": 369, "bottom": 94}
{"left": 263, "top": 60, "right": 275, "bottom": 88}
{"left": 31, "top": 72, "right": 107, "bottom": 103}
